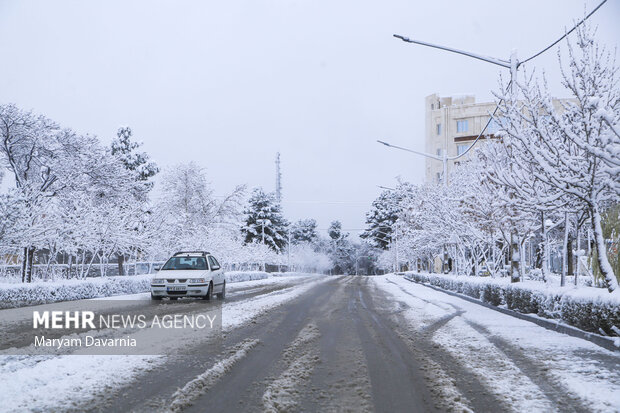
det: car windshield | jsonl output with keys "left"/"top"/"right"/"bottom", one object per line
{"left": 161, "top": 256, "right": 207, "bottom": 270}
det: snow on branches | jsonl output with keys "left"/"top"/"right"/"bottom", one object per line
{"left": 389, "top": 22, "right": 619, "bottom": 292}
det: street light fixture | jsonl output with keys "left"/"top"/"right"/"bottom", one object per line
{"left": 374, "top": 226, "right": 400, "bottom": 273}
{"left": 378, "top": 139, "right": 449, "bottom": 186}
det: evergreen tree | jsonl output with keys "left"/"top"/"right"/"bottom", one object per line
{"left": 110, "top": 126, "right": 159, "bottom": 274}
{"left": 242, "top": 188, "right": 289, "bottom": 252}
{"left": 361, "top": 190, "right": 400, "bottom": 249}
{"left": 327, "top": 220, "right": 355, "bottom": 274}
{"left": 291, "top": 218, "right": 318, "bottom": 245}
{"left": 110, "top": 127, "right": 159, "bottom": 187}
{"left": 328, "top": 220, "right": 346, "bottom": 241}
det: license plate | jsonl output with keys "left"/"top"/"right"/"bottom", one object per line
{"left": 167, "top": 286, "right": 187, "bottom": 291}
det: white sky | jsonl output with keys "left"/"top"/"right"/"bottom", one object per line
{"left": 0, "top": 0, "right": 618, "bottom": 236}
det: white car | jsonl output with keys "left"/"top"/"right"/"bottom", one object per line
{"left": 150, "top": 251, "right": 225, "bottom": 300}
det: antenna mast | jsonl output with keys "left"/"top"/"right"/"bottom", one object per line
{"left": 275, "top": 152, "right": 282, "bottom": 203}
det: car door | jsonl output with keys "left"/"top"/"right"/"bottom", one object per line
{"left": 208, "top": 256, "right": 224, "bottom": 291}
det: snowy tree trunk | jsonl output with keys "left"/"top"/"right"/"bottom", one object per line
{"left": 21, "top": 247, "right": 35, "bottom": 283}
{"left": 21, "top": 247, "right": 27, "bottom": 283}
{"left": 133, "top": 250, "right": 138, "bottom": 276}
{"left": 117, "top": 253, "right": 125, "bottom": 276}
{"left": 98, "top": 253, "right": 105, "bottom": 277}
{"left": 591, "top": 205, "right": 618, "bottom": 292}
{"left": 541, "top": 212, "right": 549, "bottom": 283}
{"left": 567, "top": 236, "right": 574, "bottom": 276}
{"left": 561, "top": 211, "right": 569, "bottom": 287}
{"left": 510, "top": 232, "right": 520, "bottom": 283}
{"left": 84, "top": 252, "right": 97, "bottom": 279}
{"left": 575, "top": 226, "right": 581, "bottom": 286}
{"left": 519, "top": 240, "right": 526, "bottom": 280}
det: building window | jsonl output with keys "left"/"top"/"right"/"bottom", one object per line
{"left": 436, "top": 172, "right": 441, "bottom": 184}
{"left": 436, "top": 148, "right": 442, "bottom": 157}
{"left": 487, "top": 117, "right": 504, "bottom": 134}
{"left": 431, "top": 103, "right": 434, "bottom": 110}
{"left": 456, "top": 119, "right": 469, "bottom": 133}
{"left": 436, "top": 123, "right": 441, "bottom": 135}
{"left": 457, "top": 144, "right": 468, "bottom": 156}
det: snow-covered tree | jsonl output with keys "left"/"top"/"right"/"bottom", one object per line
{"left": 325, "top": 220, "right": 356, "bottom": 274}
{"left": 290, "top": 218, "right": 318, "bottom": 245}
{"left": 109, "top": 126, "right": 159, "bottom": 274}
{"left": 242, "top": 188, "right": 288, "bottom": 252}
{"left": 0, "top": 104, "right": 145, "bottom": 281}
{"left": 288, "top": 241, "right": 332, "bottom": 273}
{"left": 153, "top": 162, "right": 245, "bottom": 257}
{"left": 495, "top": 22, "right": 619, "bottom": 291}
{"left": 361, "top": 190, "right": 400, "bottom": 249}
{"left": 110, "top": 126, "right": 159, "bottom": 186}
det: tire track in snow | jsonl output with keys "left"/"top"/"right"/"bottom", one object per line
{"left": 166, "top": 338, "right": 260, "bottom": 413}
{"left": 262, "top": 323, "right": 321, "bottom": 412}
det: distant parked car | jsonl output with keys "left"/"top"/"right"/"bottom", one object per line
{"left": 477, "top": 265, "right": 491, "bottom": 277}
{"left": 150, "top": 251, "right": 225, "bottom": 300}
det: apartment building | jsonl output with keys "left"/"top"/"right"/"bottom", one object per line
{"left": 424, "top": 93, "right": 498, "bottom": 184}
{"left": 424, "top": 93, "right": 570, "bottom": 184}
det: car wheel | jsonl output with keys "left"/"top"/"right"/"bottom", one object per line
{"left": 203, "top": 282, "right": 213, "bottom": 300}
{"left": 170, "top": 297, "right": 178, "bottom": 301}
{"left": 217, "top": 281, "right": 226, "bottom": 300}
{"left": 151, "top": 293, "right": 162, "bottom": 300}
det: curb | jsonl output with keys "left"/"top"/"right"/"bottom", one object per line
{"left": 403, "top": 275, "right": 619, "bottom": 353}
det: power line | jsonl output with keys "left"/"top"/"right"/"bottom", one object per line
{"left": 392, "top": 0, "right": 608, "bottom": 158}
{"left": 520, "top": 0, "right": 607, "bottom": 65}
{"left": 284, "top": 200, "right": 370, "bottom": 205}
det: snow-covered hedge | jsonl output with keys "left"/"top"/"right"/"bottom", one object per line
{"left": 225, "top": 271, "right": 271, "bottom": 283}
{"left": 0, "top": 275, "right": 153, "bottom": 309}
{"left": 405, "top": 272, "right": 620, "bottom": 337}
{"left": 0, "top": 271, "right": 293, "bottom": 309}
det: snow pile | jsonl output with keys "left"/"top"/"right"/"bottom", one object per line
{"left": 405, "top": 272, "right": 620, "bottom": 337}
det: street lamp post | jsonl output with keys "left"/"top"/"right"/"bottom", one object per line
{"left": 368, "top": 226, "right": 399, "bottom": 273}
{"left": 287, "top": 229, "right": 291, "bottom": 272}
{"left": 256, "top": 218, "right": 267, "bottom": 271}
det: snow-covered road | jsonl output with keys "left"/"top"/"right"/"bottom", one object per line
{"left": 0, "top": 274, "right": 618, "bottom": 412}
{"left": 375, "top": 275, "right": 620, "bottom": 412}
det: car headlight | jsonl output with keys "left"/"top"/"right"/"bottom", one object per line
{"left": 151, "top": 279, "right": 165, "bottom": 284}
{"left": 189, "top": 278, "right": 205, "bottom": 283}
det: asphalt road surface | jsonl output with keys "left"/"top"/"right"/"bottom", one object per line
{"left": 1, "top": 275, "right": 619, "bottom": 413}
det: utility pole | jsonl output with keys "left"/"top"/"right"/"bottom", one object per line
{"left": 258, "top": 219, "right": 266, "bottom": 272}
{"left": 287, "top": 229, "right": 291, "bottom": 272}
{"left": 394, "top": 226, "right": 399, "bottom": 272}
{"left": 261, "top": 220, "right": 265, "bottom": 245}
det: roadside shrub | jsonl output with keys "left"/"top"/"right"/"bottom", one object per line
{"left": 481, "top": 284, "right": 503, "bottom": 306}
{"left": 405, "top": 272, "right": 620, "bottom": 337}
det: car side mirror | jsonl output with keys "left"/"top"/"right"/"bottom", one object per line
{"left": 212, "top": 265, "right": 220, "bottom": 270}
{"left": 153, "top": 265, "right": 161, "bottom": 272}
